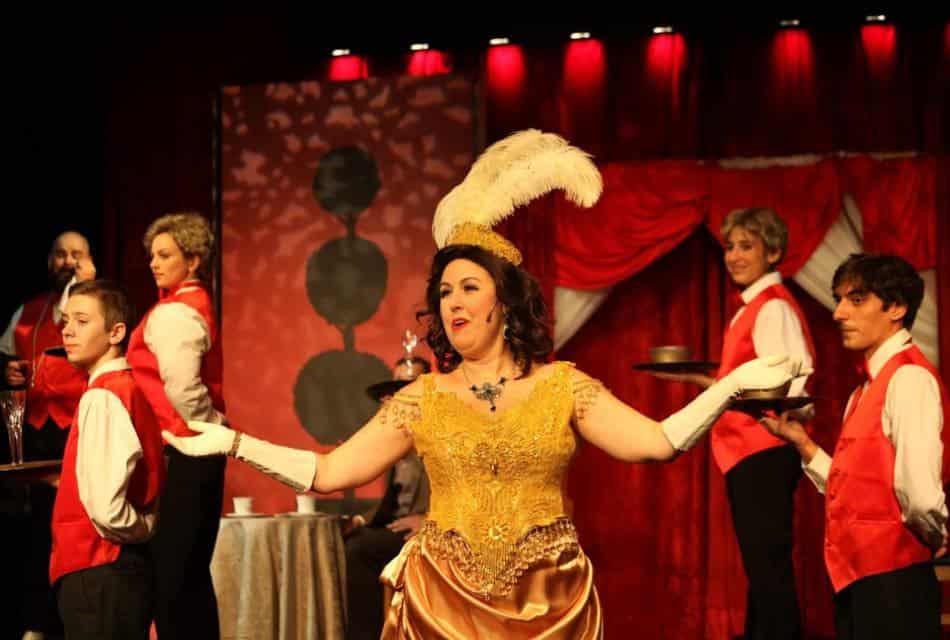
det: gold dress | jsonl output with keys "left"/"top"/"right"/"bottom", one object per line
{"left": 379, "top": 362, "right": 603, "bottom": 639}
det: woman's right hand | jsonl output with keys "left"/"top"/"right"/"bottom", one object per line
{"left": 163, "top": 420, "right": 235, "bottom": 457}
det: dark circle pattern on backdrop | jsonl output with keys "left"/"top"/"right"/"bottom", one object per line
{"left": 312, "top": 146, "right": 381, "bottom": 222}
{"left": 305, "top": 236, "right": 387, "bottom": 327}
{"left": 294, "top": 350, "right": 390, "bottom": 443}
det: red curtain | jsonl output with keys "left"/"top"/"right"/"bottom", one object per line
{"left": 940, "top": 156, "right": 950, "bottom": 384}
{"left": 549, "top": 156, "right": 936, "bottom": 292}
{"left": 504, "top": 156, "right": 941, "bottom": 640}
{"left": 843, "top": 155, "right": 939, "bottom": 271}
{"left": 547, "top": 231, "right": 860, "bottom": 639}
{"left": 496, "top": 195, "right": 558, "bottom": 309}
{"left": 98, "top": 17, "right": 948, "bottom": 640}
{"left": 552, "top": 162, "right": 707, "bottom": 290}
{"left": 705, "top": 160, "right": 843, "bottom": 277}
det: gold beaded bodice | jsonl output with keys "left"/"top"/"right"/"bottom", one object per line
{"left": 393, "top": 361, "right": 592, "bottom": 596}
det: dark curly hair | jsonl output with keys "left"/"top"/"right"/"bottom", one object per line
{"left": 832, "top": 253, "right": 924, "bottom": 329}
{"left": 417, "top": 245, "right": 553, "bottom": 375}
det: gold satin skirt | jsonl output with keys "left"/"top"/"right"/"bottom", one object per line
{"left": 380, "top": 537, "right": 602, "bottom": 639}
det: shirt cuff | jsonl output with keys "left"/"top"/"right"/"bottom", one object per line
{"left": 803, "top": 448, "right": 832, "bottom": 493}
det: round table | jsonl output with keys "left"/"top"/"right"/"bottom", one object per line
{"left": 211, "top": 513, "right": 347, "bottom": 640}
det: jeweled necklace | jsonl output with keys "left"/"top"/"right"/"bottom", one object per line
{"left": 461, "top": 362, "right": 508, "bottom": 412}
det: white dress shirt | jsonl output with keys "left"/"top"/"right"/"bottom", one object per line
{"left": 75, "top": 357, "right": 157, "bottom": 543}
{"left": 804, "top": 328, "right": 947, "bottom": 548}
{"left": 731, "top": 271, "right": 814, "bottom": 396}
{"left": 143, "top": 284, "right": 226, "bottom": 425}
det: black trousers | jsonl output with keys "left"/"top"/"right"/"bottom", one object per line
{"left": 833, "top": 562, "right": 941, "bottom": 640}
{"left": 345, "top": 525, "right": 407, "bottom": 640}
{"left": 725, "top": 445, "right": 803, "bottom": 640}
{"left": 56, "top": 545, "right": 152, "bottom": 640}
{"left": 150, "top": 448, "right": 225, "bottom": 640}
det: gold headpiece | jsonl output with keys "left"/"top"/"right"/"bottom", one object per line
{"left": 432, "top": 129, "right": 603, "bottom": 265}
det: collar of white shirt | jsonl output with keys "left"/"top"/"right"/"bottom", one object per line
{"left": 88, "top": 356, "right": 131, "bottom": 385}
{"left": 740, "top": 271, "right": 783, "bottom": 305}
{"left": 866, "top": 328, "right": 913, "bottom": 380}
{"left": 174, "top": 279, "right": 203, "bottom": 294}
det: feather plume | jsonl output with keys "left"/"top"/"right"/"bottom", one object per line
{"left": 432, "top": 129, "right": 602, "bottom": 247}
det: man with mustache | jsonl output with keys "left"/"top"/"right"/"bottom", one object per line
{"left": 0, "top": 230, "right": 96, "bottom": 640}
{"left": 762, "top": 253, "right": 948, "bottom": 640}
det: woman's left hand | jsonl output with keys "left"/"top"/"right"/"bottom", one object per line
{"left": 729, "top": 354, "right": 812, "bottom": 394}
{"left": 163, "top": 420, "right": 235, "bottom": 457}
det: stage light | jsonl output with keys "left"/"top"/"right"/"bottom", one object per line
{"left": 489, "top": 37, "right": 510, "bottom": 46}
{"left": 652, "top": 26, "right": 673, "bottom": 34}
{"left": 331, "top": 48, "right": 351, "bottom": 57}
{"left": 410, "top": 43, "right": 429, "bottom": 51}
{"left": 570, "top": 32, "right": 591, "bottom": 40}
{"left": 779, "top": 19, "right": 801, "bottom": 28}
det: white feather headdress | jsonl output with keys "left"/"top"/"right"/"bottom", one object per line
{"left": 432, "top": 129, "right": 602, "bottom": 265}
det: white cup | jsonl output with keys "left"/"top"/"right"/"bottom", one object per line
{"left": 296, "top": 494, "right": 317, "bottom": 514}
{"left": 233, "top": 496, "right": 254, "bottom": 515}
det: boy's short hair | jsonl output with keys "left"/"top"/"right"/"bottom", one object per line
{"left": 720, "top": 207, "right": 789, "bottom": 265}
{"left": 832, "top": 253, "right": 924, "bottom": 329}
{"left": 68, "top": 280, "right": 136, "bottom": 351}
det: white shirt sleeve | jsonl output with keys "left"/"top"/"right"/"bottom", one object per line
{"left": 143, "top": 302, "right": 226, "bottom": 425}
{"left": 0, "top": 305, "right": 24, "bottom": 357}
{"left": 802, "top": 448, "right": 833, "bottom": 494}
{"left": 885, "top": 365, "right": 947, "bottom": 549}
{"left": 752, "top": 298, "right": 813, "bottom": 397}
{"left": 75, "top": 389, "right": 157, "bottom": 543}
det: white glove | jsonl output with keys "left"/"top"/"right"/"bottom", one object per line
{"left": 661, "top": 354, "right": 812, "bottom": 451}
{"left": 727, "top": 354, "right": 810, "bottom": 395}
{"left": 162, "top": 420, "right": 234, "bottom": 456}
{"left": 162, "top": 420, "right": 318, "bottom": 493}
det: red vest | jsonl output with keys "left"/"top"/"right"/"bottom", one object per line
{"left": 125, "top": 283, "right": 225, "bottom": 437}
{"left": 712, "top": 283, "right": 816, "bottom": 473}
{"left": 49, "top": 367, "right": 165, "bottom": 584}
{"left": 13, "top": 292, "right": 88, "bottom": 429}
{"left": 824, "top": 345, "right": 950, "bottom": 592}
